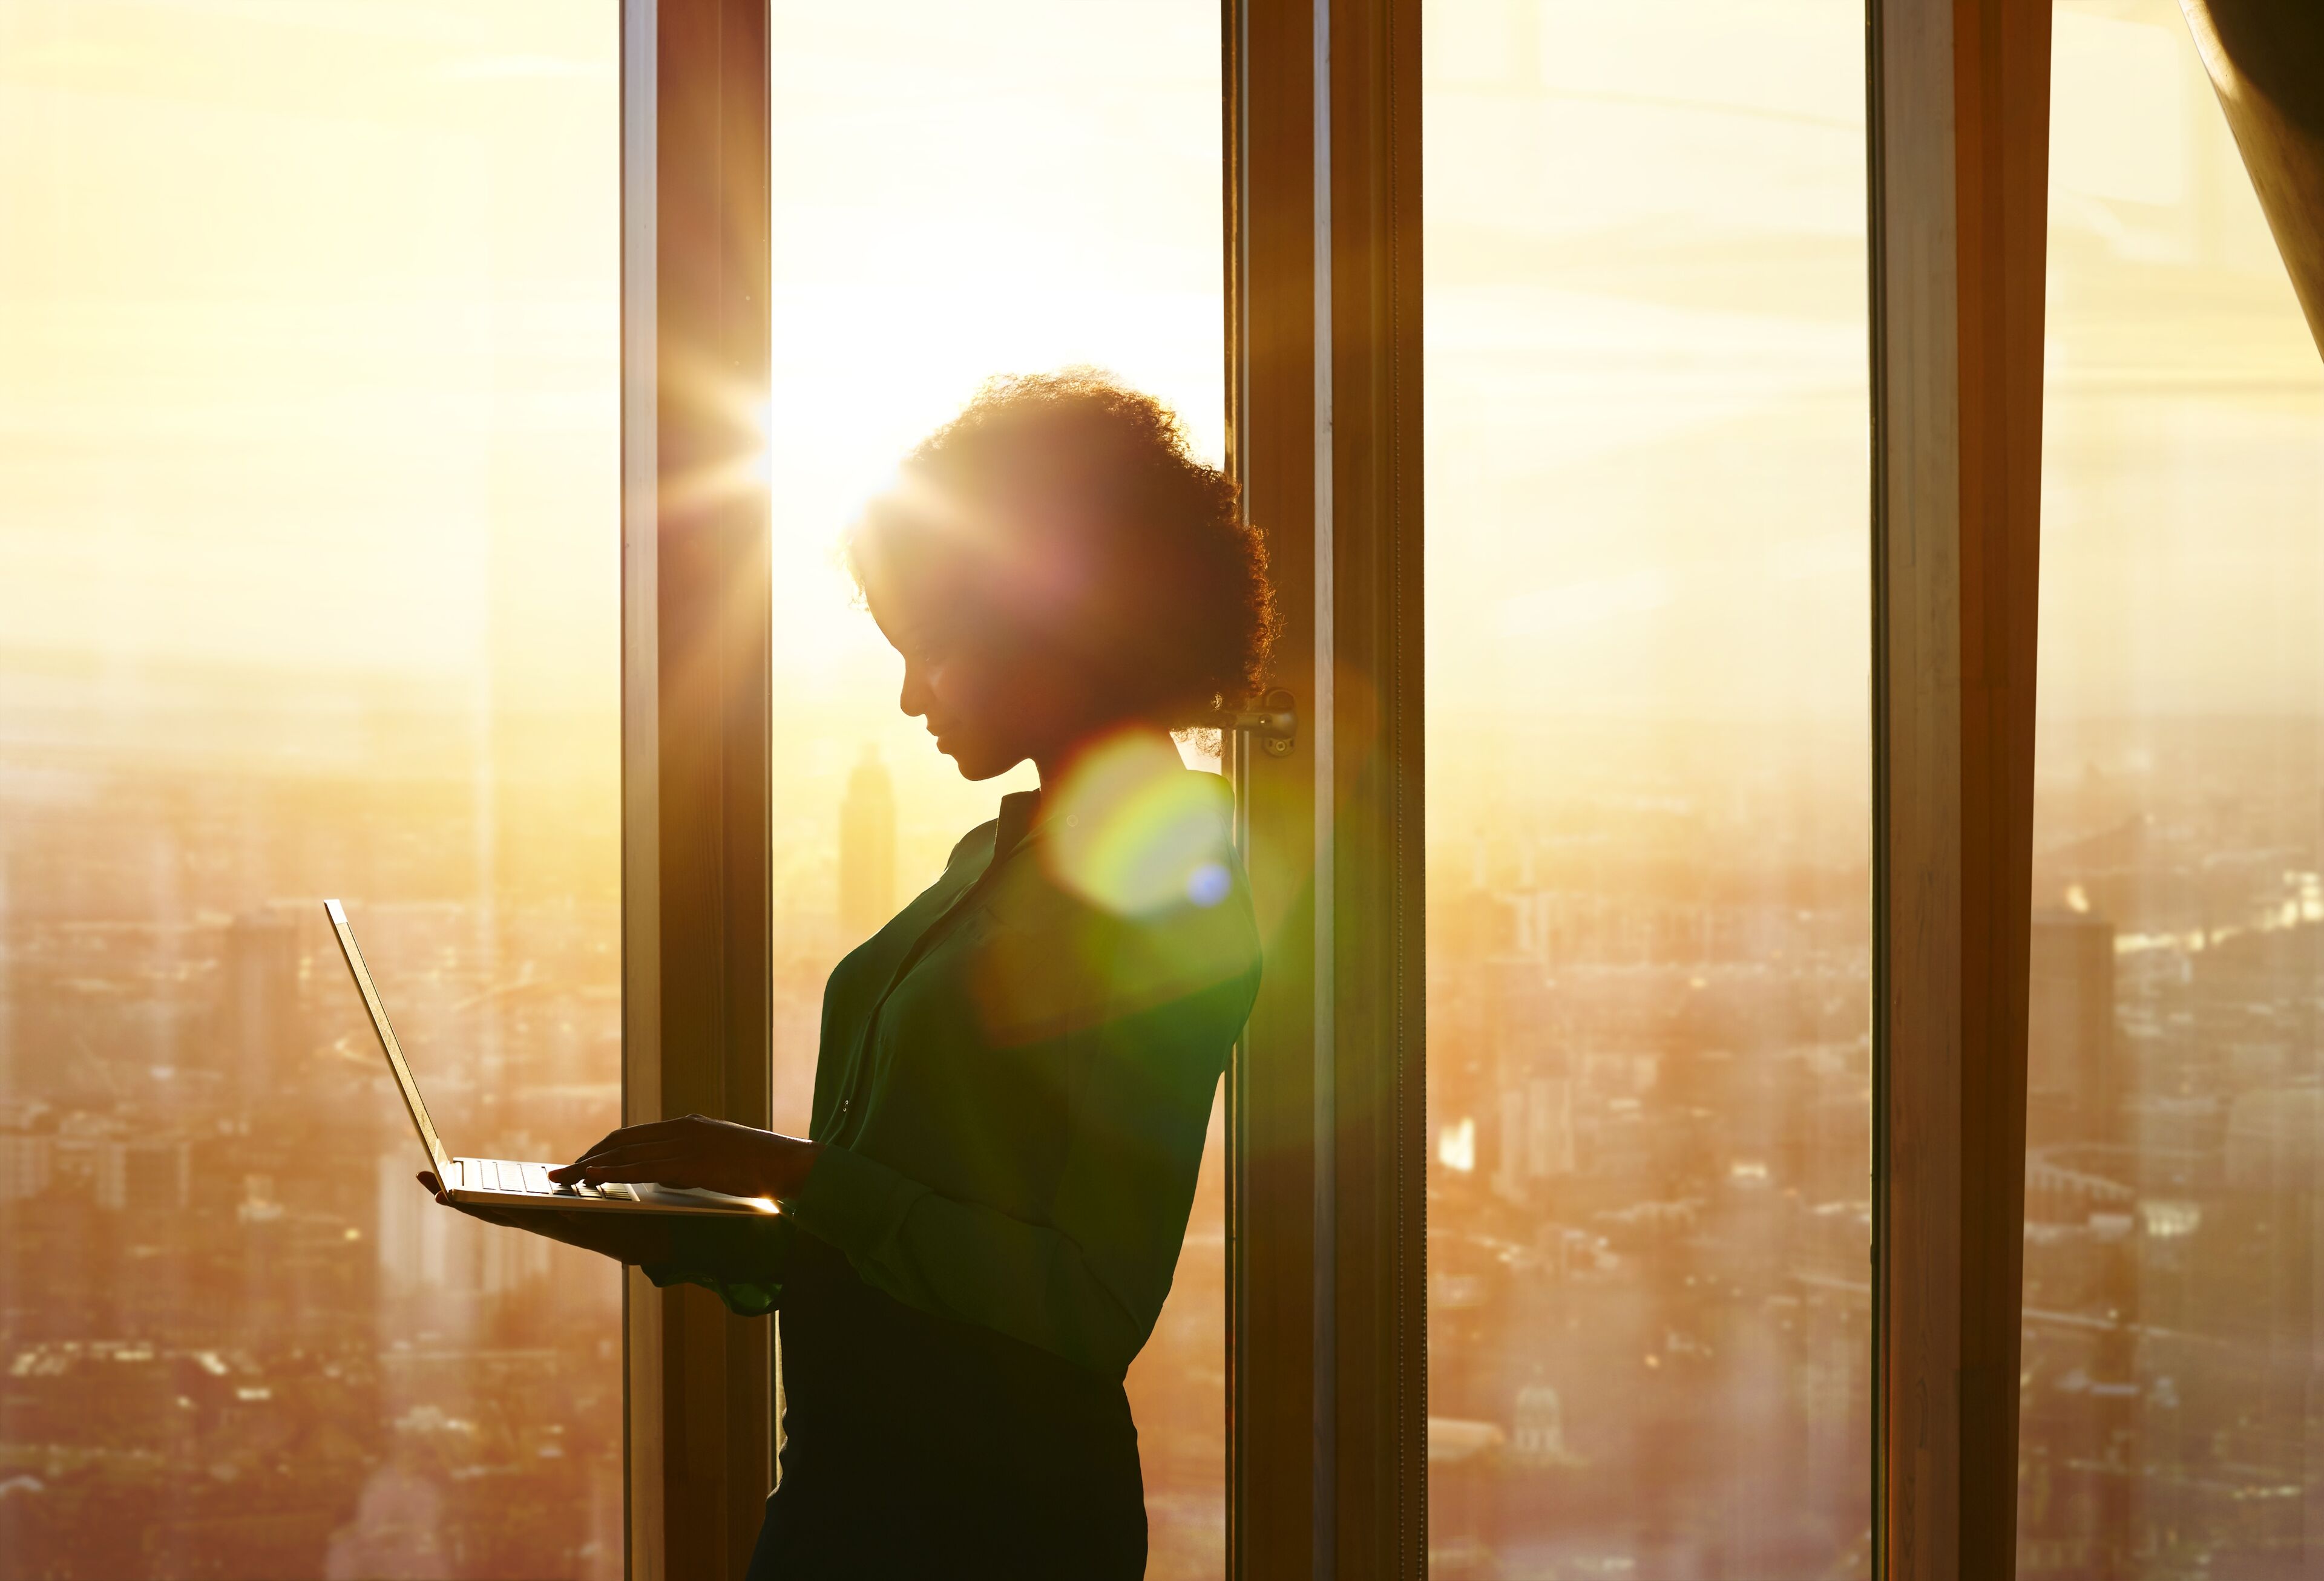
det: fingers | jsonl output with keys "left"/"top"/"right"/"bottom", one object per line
{"left": 576, "top": 1148, "right": 692, "bottom": 1171}
{"left": 557, "top": 1144, "right": 706, "bottom": 1187}
{"left": 565, "top": 1124, "right": 653, "bottom": 1167}
{"left": 560, "top": 1157, "right": 701, "bottom": 1186}
{"left": 550, "top": 1151, "right": 683, "bottom": 1183}
{"left": 417, "top": 1170, "right": 448, "bottom": 1205}
{"left": 554, "top": 1117, "right": 716, "bottom": 1179}
{"left": 562, "top": 1130, "right": 634, "bottom": 1171}
{"left": 556, "top": 1118, "right": 694, "bottom": 1179}
{"left": 547, "top": 1113, "right": 757, "bottom": 1194}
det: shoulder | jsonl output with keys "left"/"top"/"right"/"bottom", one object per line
{"left": 1052, "top": 770, "right": 1259, "bottom": 1006}
{"left": 1118, "top": 839, "right": 1261, "bottom": 1006}
{"left": 947, "top": 817, "right": 1000, "bottom": 871}
{"left": 963, "top": 770, "right": 1259, "bottom": 1041}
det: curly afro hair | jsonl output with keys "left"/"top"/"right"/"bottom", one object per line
{"left": 847, "top": 370, "right": 1278, "bottom": 730}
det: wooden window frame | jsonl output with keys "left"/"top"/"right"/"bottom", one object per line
{"left": 1869, "top": 2, "right": 2051, "bottom": 1577}
{"left": 1226, "top": 3, "right": 1426, "bottom": 1579}
{"left": 620, "top": 2, "right": 774, "bottom": 1577}
{"left": 1233, "top": 2, "right": 2059, "bottom": 1579}
{"left": 614, "top": 2, "right": 2059, "bottom": 1577}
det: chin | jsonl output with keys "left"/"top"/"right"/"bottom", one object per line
{"left": 936, "top": 739, "right": 1022, "bottom": 782}
{"left": 951, "top": 754, "right": 1017, "bottom": 783}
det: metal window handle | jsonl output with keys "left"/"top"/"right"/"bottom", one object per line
{"left": 1214, "top": 688, "right": 1296, "bottom": 758}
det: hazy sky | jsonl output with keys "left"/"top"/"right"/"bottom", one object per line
{"left": 0, "top": 2, "right": 618, "bottom": 702}
{"left": 1, "top": 0, "right": 2317, "bottom": 823}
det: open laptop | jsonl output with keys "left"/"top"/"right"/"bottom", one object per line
{"left": 325, "top": 899, "right": 775, "bottom": 1219}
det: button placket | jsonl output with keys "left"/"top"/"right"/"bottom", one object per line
{"left": 824, "top": 796, "right": 1041, "bottom": 1150}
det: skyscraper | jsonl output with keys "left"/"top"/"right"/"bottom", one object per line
{"left": 839, "top": 745, "right": 896, "bottom": 940}
{"left": 220, "top": 908, "right": 301, "bottom": 1106}
{"left": 2026, "top": 907, "right": 2119, "bottom": 1151}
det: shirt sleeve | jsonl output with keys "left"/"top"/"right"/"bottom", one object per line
{"left": 783, "top": 967, "right": 1255, "bottom": 1378}
{"left": 638, "top": 1211, "right": 797, "bottom": 1318}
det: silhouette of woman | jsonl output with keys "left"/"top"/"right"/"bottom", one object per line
{"left": 422, "top": 371, "right": 1274, "bottom": 1579}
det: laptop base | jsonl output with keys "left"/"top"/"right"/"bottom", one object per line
{"left": 442, "top": 1155, "right": 776, "bottom": 1218}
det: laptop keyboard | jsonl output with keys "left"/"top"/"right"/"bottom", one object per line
{"left": 462, "top": 1157, "right": 637, "bottom": 1201}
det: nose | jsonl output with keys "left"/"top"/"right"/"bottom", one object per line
{"left": 898, "top": 658, "right": 933, "bottom": 721}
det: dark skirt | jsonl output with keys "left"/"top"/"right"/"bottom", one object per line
{"left": 746, "top": 1231, "right": 1147, "bottom": 1580}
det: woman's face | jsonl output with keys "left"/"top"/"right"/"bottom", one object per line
{"left": 866, "top": 561, "right": 1100, "bottom": 782}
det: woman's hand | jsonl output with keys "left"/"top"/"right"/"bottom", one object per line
{"left": 550, "top": 1114, "right": 822, "bottom": 1202}
{"left": 416, "top": 1171, "right": 676, "bottom": 1266}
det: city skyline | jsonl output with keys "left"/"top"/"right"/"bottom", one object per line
{"left": 4, "top": 0, "right": 2322, "bottom": 1578}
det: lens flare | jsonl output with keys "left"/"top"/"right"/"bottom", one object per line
{"left": 1041, "top": 728, "right": 1232, "bottom": 918}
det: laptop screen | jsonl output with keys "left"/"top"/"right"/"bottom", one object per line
{"left": 324, "top": 899, "right": 454, "bottom": 1179}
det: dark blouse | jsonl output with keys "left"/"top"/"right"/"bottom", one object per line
{"left": 645, "top": 772, "right": 1260, "bottom": 1579}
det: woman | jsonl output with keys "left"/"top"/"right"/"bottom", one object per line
{"left": 423, "top": 371, "right": 1274, "bottom": 1578}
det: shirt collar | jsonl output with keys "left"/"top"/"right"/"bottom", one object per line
{"left": 993, "top": 789, "right": 1043, "bottom": 863}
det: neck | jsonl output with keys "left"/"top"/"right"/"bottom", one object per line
{"left": 1031, "top": 722, "right": 1180, "bottom": 805}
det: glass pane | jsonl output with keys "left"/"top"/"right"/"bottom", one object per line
{"left": 2022, "top": 3, "right": 2324, "bottom": 1574}
{"left": 765, "top": 6, "right": 1226, "bottom": 1574}
{"left": 0, "top": 5, "right": 622, "bottom": 1577}
{"left": 1423, "top": 2, "right": 1873, "bottom": 1573}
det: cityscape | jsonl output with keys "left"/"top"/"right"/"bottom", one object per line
{"left": 0, "top": 709, "right": 1229, "bottom": 1580}
{"left": 5, "top": 0, "right": 2322, "bottom": 1577}
{"left": 0, "top": 727, "right": 631, "bottom": 1579}
{"left": 1413, "top": 0, "right": 2324, "bottom": 1575}
{"left": 1421, "top": 726, "right": 1874, "bottom": 1579}
{"left": 2014, "top": 724, "right": 2324, "bottom": 1581}
{"left": 13, "top": 712, "right": 2324, "bottom": 1580}
{"left": 1418, "top": 720, "right": 2324, "bottom": 1580}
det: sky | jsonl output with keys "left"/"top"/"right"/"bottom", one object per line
{"left": 0, "top": 1, "right": 618, "bottom": 694}
{"left": 0, "top": 0, "right": 2318, "bottom": 839}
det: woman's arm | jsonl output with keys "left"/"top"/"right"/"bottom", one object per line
{"left": 538, "top": 904, "right": 1257, "bottom": 1364}
{"left": 550, "top": 1113, "right": 821, "bottom": 1199}
{"left": 784, "top": 1143, "right": 1155, "bottom": 1376}
{"left": 415, "top": 1170, "right": 676, "bottom": 1265}
{"left": 786, "top": 973, "right": 1252, "bottom": 1378}
{"left": 501, "top": 1113, "right": 1161, "bottom": 1364}
{"left": 417, "top": 1165, "right": 796, "bottom": 1314}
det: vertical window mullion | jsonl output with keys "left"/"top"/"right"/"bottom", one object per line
{"left": 1227, "top": 0, "right": 1327, "bottom": 1569}
{"left": 621, "top": 3, "right": 773, "bottom": 1578}
{"left": 1868, "top": 1, "right": 2052, "bottom": 1576}
{"left": 1230, "top": 3, "right": 1425, "bottom": 1577}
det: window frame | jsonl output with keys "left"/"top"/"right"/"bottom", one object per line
{"left": 620, "top": 2, "right": 776, "bottom": 1577}
{"left": 617, "top": 3, "right": 2061, "bottom": 1578}
{"left": 1224, "top": 2, "right": 1426, "bottom": 1578}
{"left": 1868, "top": 2, "right": 2051, "bottom": 1577}
{"left": 1226, "top": 2, "right": 2058, "bottom": 1577}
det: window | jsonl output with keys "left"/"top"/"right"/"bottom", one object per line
{"left": 5, "top": 2, "right": 2216, "bottom": 1573}
{"left": 763, "top": 5, "right": 1228, "bottom": 1570}
{"left": 0, "top": 4, "right": 622, "bottom": 1575}
{"left": 2023, "top": 1, "right": 2324, "bottom": 1571}
{"left": 1422, "top": 1, "right": 1873, "bottom": 1571}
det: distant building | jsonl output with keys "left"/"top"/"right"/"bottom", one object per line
{"left": 1511, "top": 1381, "right": 1575, "bottom": 1467}
{"left": 220, "top": 908, "right": 302, "bottom": 1103}
{"left": 1494, "top": 1075, "right": 1574, "bottom": 1203}
{"left": 374, "top": 1150, "right": 547, "bottom": 1314}
{"left": 2225, "top": 1087, "right": 2324, "bottom": 1193}
{"left": 839, "top": 746, "right": 897, "bottom": 938}
{"left": 375, "top": 1150, "right": 445, "bottom": 1301}
{"left": 2027, "top": 908, "right": 2119, "bottom": 1149}
{"left": 94, "top": 1139, "right": 189, "bottom": 1212}
{"left": 0, "top": 1130, "right": 53, "bottom": 1201}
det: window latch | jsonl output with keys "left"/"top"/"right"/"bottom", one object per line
{"left": 1214, "top": 689, "right": 1297, "bottom": 759}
